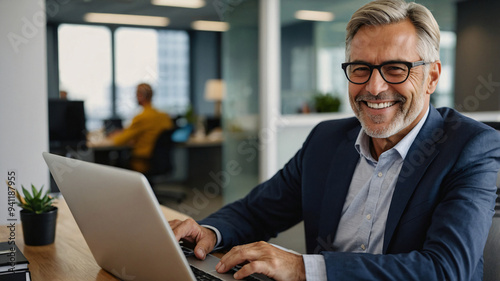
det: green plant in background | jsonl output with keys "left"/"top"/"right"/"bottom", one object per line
{"left": 185, "top": 105, "right": 196, "bottom": 125}
{"left": 314, "top": 93, "right": 341, "bottom": 113}
{"left": 15, "top": 184, "right": 56, "bottom": 214}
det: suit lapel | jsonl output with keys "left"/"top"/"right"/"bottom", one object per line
{"left": 317, "top": 126, "right": 360, "bottom": 246}
{"left": 383, "top": 106, "right": 445, "bottom": 253}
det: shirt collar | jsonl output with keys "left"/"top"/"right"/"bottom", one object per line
{"left": 355, "top": 106, "right": 430, "bottom": 162}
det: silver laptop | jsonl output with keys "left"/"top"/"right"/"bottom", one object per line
{"left": 43, "top": 152, "right": 271, "bottom": 281}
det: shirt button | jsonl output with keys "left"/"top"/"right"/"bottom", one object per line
{"left": 366, "top": 214, "right": 371, "bottom": 220}
{"left": 377, "top": 172, "right": 383, "bottom": 177}
{"left": 361, "top": 244, "right": 366, "bottom": 250}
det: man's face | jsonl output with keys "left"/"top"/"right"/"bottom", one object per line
{"left": 348, "top": 19, "right": 434, "bottom": 139}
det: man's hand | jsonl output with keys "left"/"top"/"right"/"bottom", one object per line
{"left": 169, "top": 218, "right": 217, "bottom": 260}
{"left": 215, "top": 241, "right": 306, "bottom": 281}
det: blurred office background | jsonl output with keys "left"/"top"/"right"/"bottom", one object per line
{"left": 2, "top": 0, "right": 500, "bottom": 252}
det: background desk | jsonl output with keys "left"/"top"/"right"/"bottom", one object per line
{"left": 179, "top": 137, "right": 223, "bottom": 190}
{"left": 91, "top": 145, "right": 132, "bottom": 169}
{"left": 0, "top": 198, "right": 188, "bottom": 281}
{"left": 85, "top": 137, "right": 223, "bottom": 187}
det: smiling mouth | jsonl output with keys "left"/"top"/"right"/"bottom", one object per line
{"left": 365, "top": 101, "right": 396, "bottom": 109}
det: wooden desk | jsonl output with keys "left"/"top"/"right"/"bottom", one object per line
{"left": 182, "top": 136, "right": 223, "bottom": 148}
{"left": 0, "top": 198, "right": 188, "bottom": 281}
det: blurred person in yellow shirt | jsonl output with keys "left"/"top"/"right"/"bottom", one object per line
{"left": 110, "top": 83, "right": 174, "bottom": 173}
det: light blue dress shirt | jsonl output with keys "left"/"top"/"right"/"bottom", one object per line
{"left": 303, "top": 107, "right": 429, "bottom": 280}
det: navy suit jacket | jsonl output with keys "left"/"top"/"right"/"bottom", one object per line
{"left": 200, "top": 106, "right": 500, "bottom": 280}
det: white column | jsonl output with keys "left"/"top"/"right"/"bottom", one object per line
{"left": 259, "top": 0, "right": 281, "bottom": 182}
{"left": 0, "top": 0, "right": 49, "bottom": 224}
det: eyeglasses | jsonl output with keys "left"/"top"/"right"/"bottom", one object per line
{"left": 341, "top": 61, "right": 428, "bottom": 85}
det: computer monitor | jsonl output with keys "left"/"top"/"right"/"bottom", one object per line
{"left": 205, "top": 116, "right": 221, "bottom": 134}
{"left": 48, "top": 99, "right": 87, "bottom": 150}
{"left": 103, "top": 118, "right": 123, "bottom": 136}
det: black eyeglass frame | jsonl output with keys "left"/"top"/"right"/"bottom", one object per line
{"left": 341, "top": 60, "right": 428, "bottom": 85}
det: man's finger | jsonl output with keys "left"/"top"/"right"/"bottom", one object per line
{"left": 217, "top": 244, "right": 258, "bottom": 273}
{"left": 193, "top": 236, "right": 211, "bottom": 260}
{"left": 168, "top": 219, "right": 182, "bottom": 230}
{"left": 170, "top": 218, "right": 199, "bottom": 241}
{"left": 169, "top": 219, "right": 217, "bottom": 260}
{"left": 234, "top": 261, "right": 269, "bottom": 280}
{"left": 194, "top": 245, "right": 207, "bottom": 260}
{"left": 193, "top": 228, "right": 217, "bottom": 260}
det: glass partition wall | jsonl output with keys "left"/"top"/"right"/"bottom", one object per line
{"left": 221, "top": 0, "right": 457, "bottom": 201}
{"left": 221, "top": 0, "right": 260, "bottom": 204}
{"left": 275, "top": 0, "right": 456, "bottom": 170}
{"left": 279, "top": 0, "right": 456, "bottom": 116}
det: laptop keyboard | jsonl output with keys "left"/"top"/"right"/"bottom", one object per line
{"left": 190, "top": 265, "right": 265, "bottom": 281}
{"left": 190, "top": 265, "right": 224, "bottom": 281}
{"left": 182, "top": 245, "right": 195, "bottom": 257}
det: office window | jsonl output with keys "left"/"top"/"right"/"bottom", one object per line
{"left": 58, "top": 24, "right": 112, "bottom": 131}
{"left": 59, "top": 25, "right": 190, "bottom": 130}
{"left": 156, "top": 30, "right": 190, "bottom": 116}
{"left": 115, "top": 27, "right": 159, "bottom": 122}
{"left": 116, "top": 28, "right": 190, "bottom": 124}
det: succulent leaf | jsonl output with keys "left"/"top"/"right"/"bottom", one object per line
{"left": 12, "top": 183, "right": 55, "bottom": 214}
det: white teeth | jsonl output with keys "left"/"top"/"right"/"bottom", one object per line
{"left": 366, "top": 101, "right": 395, "bottom": 109}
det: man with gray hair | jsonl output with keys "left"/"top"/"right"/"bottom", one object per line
{"left": 170, "top": 1, "right": 500, "bottom": 280}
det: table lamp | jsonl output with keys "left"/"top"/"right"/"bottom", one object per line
{"left": 204, "top": 79, "right": 225, "bottom": 117}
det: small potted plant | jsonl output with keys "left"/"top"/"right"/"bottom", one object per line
{"left": 314, "top": 93, "right": 341, "bottom": 113}
{"left": 14, "top": 184, "right": 58, "bottom": 246}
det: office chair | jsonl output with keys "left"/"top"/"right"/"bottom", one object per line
{"left": 145, "top": 128, "right": 186, "bottom": 203}
{"left": 483, "top": 171, "right": 500, "bottom": 281}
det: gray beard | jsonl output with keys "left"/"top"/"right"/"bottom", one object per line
{"left": 352, "top": 92, "right": 424, "bottom": 139}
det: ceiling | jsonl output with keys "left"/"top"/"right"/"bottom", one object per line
{"left": 46, "top": 0, "right": 464, "bottom": 31}
{"left": 46, "top": 0, "right": 224, "bottom": 30}
{"left": 279, "top": 0, "right": 464, "bottom": 31}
